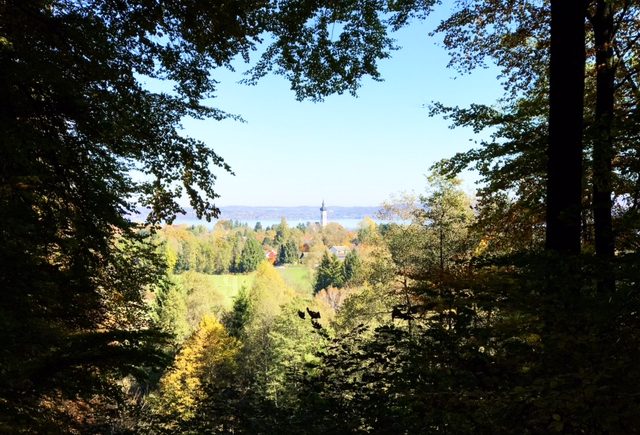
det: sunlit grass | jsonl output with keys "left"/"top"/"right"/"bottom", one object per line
{"left": 277, "top": 264, "right": 314, "bottom": 297}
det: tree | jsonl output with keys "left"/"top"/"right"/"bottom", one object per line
{"left": 590, "top": 0, "right": 615, "bottom": 261}
{"left": 315, "top": 252, "right": 335, "bottom": 293}
{"left": 277, "top": 243, "right": 288, "bottom": 265}
{"left": 229, "top": 232, "right": 245, "bottom": 273}
{"left": 274, "top": 217, "right": 290, "bottom": 246}
{"left": 257, "top": 304, "right": 324, "bottom": 406}
{"left": 430, "top": 92, "right": 549, "bottom": 255}
{"left": 419, "top": 173, "right": 475, "bottom": 276}
{"left": 331, "top": 285, "right": 398, "bottom": 333}
{"left": 428, "top": 0, "right": 583, "bottom": 253}
{"left": 211, "top": 236, "right": 233, "bottom": 274}
{"left": 321, "top": 222, "right": 351, "bottom": 247}
{"left": 342, "top": 249, "right": 363, "bottom": 286}
{"left": 546, "top": 0, "right": 586, "bottom": 254}
{"left": 238, "top": 237, "right": 264, "bottom": 273}
{"left": 223, "top": 287, "right": 252, "bottom": 339}
{"left": 277, "top": 239, "right": 300, "bottom": 265}
{"left": 314, "top": 252, "right": 345, "bottom": 293}
{"left": 247, "top": 261, "right": 296, "bottom": 319}
{"left": 149, "top": 315, "right": 239, "bottom": 427}
{"left": 357, "top": 216, "right": 380, "bottom": 245}
{"left": 378, "top": 193, "right": 426, "bottom": 289}
{"left": 152, "top": 280, "right": 190, "bottom": 343}
{"left": 432, "top": 0, "right": 640, "bottom": 258}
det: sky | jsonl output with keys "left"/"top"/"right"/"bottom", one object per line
{"left": 179, "top": 14, "right": 504, "bottom": 208}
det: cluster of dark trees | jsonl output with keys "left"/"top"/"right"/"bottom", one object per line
{"left": 161, "top": 226, "right": 262, "bottom": 275}
{"left": 271, "top": 218, "right": 302, "bottom": 266}
{"left": 2, "top": 0, "right": 640, "bottom": 432}
{"left": 277, "top": 239, "right": 300, "bottom": 266}
{"left": 314, "top": 250, "right": 362, "bottom": 292}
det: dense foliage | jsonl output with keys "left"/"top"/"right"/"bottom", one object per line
{"left": 0, "top": 0, "right": 423, "bottom": 430}
{"left": 3, "top": 0, "right": 640, "bottom": 433}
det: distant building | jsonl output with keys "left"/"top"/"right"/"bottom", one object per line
{"left": 320, "top": 200, "right": 328, "bottom": 227}
{"left": 329, "top": 245, "right": 349, "bottom": 260}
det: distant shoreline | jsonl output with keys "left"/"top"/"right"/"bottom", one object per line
{"left": 133, "top": 205, "right": 382, "bottom": 222}
{"left": 169, "top": 218, "right": 380, "bottom": 230}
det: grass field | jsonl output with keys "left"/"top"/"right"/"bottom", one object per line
{"left": 209, "top": 273, "right": 256, "bottom": 306}
{"left": 277, "top": 264, "right": 314, "bottom": 297}
{"left": 174, "top": 263, "right": 314, "bottom": 315}
{"left": 175, "top": 271, "right": 255, "bottom": 312}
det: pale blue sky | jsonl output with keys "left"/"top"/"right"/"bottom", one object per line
{"left": 180, "top": 16, "right": 503, "bottom": 207}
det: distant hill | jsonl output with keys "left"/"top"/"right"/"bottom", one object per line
{"left": 132, "top": 205, "right": 381, "bottom": 223}
{"left": 216, "top": 205, "right": 380, "bottom": 221}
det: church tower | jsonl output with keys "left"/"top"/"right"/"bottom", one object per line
{"left": 320, "top": 200, "right": 328, "bottom": 227}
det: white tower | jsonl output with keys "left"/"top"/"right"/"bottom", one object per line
{"left": 320, "top": 200, "right": 328, "bottom": 227}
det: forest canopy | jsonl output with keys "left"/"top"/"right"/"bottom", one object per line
{"left": 0, "top": 0, "right": 419, "bottom": 430}
{"left": 2, "top": 0, "right": 640, "bottom": 433}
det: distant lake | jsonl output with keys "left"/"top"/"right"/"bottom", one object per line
{"left": 170, "top": 217, "right": 380, "bottom": 230}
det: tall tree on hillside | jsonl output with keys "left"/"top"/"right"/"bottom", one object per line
{"left": 223, "top": 287, "right": 253, "bottom": 339}
{"left": 590, "top": 0, "right": 616, "bottom": 260}
{"left": 357, "top": 217, "right": 380, "bottom": 245}
{"left": 419, "top": 173, "right": 475, "bottom": 276}
{"left": 277, "top": 239, "right": 300, "bottom": 265}
{"left": 378, "top": 194, "right": 426, "bottom": 289}
{"left": 314, "top": 252, "right": 335, "bottom": 293}
{"left": 152, "top": 281, "right": 190, "bottom": 343}
{"left": 430, "top": 93, "right": 549, "bottom": 254}
{"left": 432, "top": 1, "right": 640, "bottom": 257}
{"left": 343, "top": 249, "right": 363, "bottom": 285}
{"left": 149, "top": 315, "right": 239, "bottom": 427}
{"left": 212, "top": 236, "right": 233, "bottom": 274}
{"left": 546, "top": 0, "right": 586, "bottom": 253}
{"left": 314, "top": 252, "right": 345, "bottom": 293}
{"left": 238, "top": 237, "right": 265, "bottom": 273}
{"left": 274, "top": 217, "right": 290, "bottom": 246}
{"left": 229, "top": 232, "right": 245, "bottom": 273}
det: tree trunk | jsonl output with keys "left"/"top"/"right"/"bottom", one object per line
{"left": 439, "top": 225, "right": 444, "bottom": 274}
{"left": 546, "top": 0, "right": 586, "bottom": 254}
{"left": 592, "top": 0, "right": 615, "bottom": 260}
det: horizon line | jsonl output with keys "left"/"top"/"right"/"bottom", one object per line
{"left": 217, "top": 204, "right": 381, "bottom": 208}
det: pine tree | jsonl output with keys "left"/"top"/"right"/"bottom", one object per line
{"left": 315, "top": 252, "right": 345, "bottom": 292}
{"left": 152, "top": 281, "right": 190, "bottom": 342}
{"left": 314, "top": 252, "right": 335, "bottom": 293}
{"left": 238, "top": 237, "right": 264, "bottom": 273}
{"left": 278, "top": 239, "right": 300, "bottom": 265}
{"left": 223, "top": 287, "right": 252, "bottom": 339}
{"left": 343, "top": 250, "right": 362, "bottom": 286}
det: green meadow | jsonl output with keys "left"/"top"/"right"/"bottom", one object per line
{"left": 174, "top": 264, "right": 314, "bottom": 312}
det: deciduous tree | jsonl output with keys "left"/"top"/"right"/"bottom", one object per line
{"left": 150, "top": 316, "right": 239, "bottom": 426}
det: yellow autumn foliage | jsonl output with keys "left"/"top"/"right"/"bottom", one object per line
{"left": 151, "top": 315, "right": 239, "bottom": 423}
{"left": 248, "top": 261, "right": 296, "bottom": 319}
